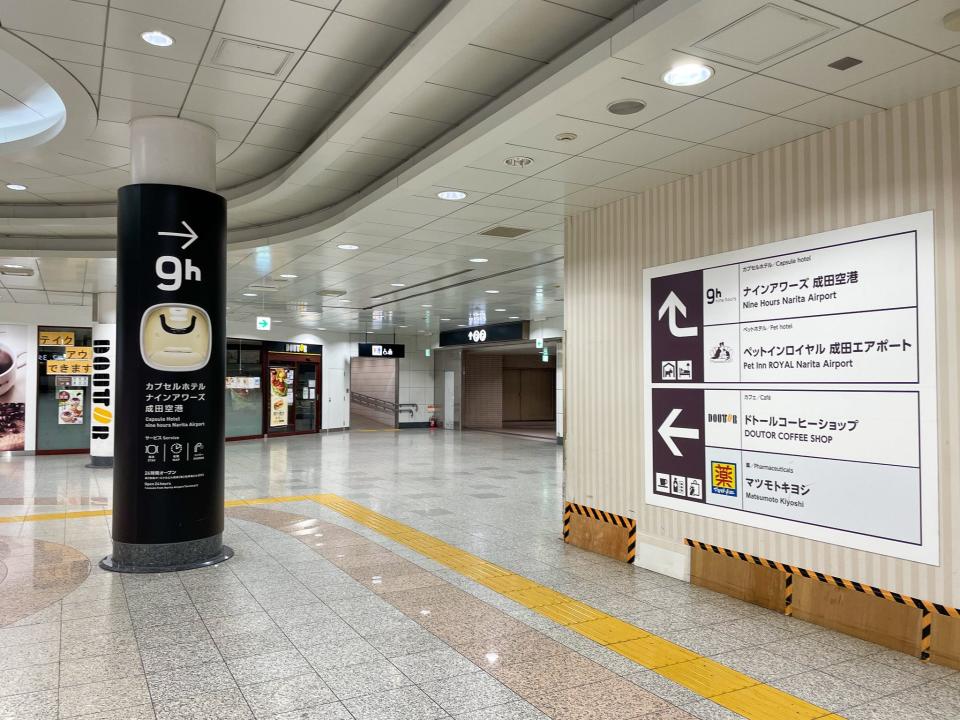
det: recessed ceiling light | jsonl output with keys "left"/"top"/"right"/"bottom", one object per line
{"left": 440, "top": 318, "right": 451, "bottom": 321}
{"left": 279, "top": 273, "right": 297, "bottom": 278}
{"left": 437, "top": 190, "right": 466, "bottom": 200}
{"left": 457, "top": 324, "right": 466, "bottom": 327}
{"left": 242, "top": 292, "right": 257, "bottom": 297}
{"left": 662, "top": 62, "right": 713, "bottom": 87}
{"left": 141, "top": 30, "right": 174, "bottom": 47}
{"left": 494, "top": 308, "right": 506, "bottom": 312}
{"left": 318, "top": 327, "right": 326, "bottom": 330}
{"left": 337, "top": 244, "right": 359, "bottom": 250}
{"left": 469, "top": 258, "right": 488, "bottom": 263}
{"left": 398, "top": 325, "right": 407, "bottom": 328}
{"left": 606, "top": 99, "right": 646, "bottom": 115}
{"left": 2, "top": 263, "right": 24, "bottom": 269}
{"left": 390, "top": 282, "right": 405, "bottom": 287}
{"left": 508, "top": 316, "right": 520, "bottom": 319}
{"left": 504, "top": 156, "right": 533, "bottom": 168}
{"left": 555, "top": 132, "right": 578, "bottom": 142}
{"left": 421, "top": 304, "right": 432, "bottom": 308}
{"left": 338, "top": 299, "right": 350, "bottom": 303}
{"left": 5, "top": 183, "right": 27, "bottom": 191}
{"left": 485, "top": 290, "right": 499, "bottom": 294}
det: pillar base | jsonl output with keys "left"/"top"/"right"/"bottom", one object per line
{"left": 99, "top": 533, "right": 232, "bottom": 573}
{"left": 86, "top": 456, "right": 114, "bottom": 469}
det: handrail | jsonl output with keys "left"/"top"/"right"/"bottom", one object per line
{"left": 350, "top": 391, "right": 396, "bottom": 414}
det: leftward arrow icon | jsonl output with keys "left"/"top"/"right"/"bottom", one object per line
{"left": 657, "top": 408, "right": 700, "bottom": 457}
{"left": 657, "top": 291, "right": 698, "bottom": 338}
{"left": 158, "top": 220, "right": 198, "bottom": 249}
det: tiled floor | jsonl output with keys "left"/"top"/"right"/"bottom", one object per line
{"left": 0, "top": 429, "right": 957, "bottom": 719}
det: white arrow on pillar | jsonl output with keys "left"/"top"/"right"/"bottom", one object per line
{"left": 657, "top": 408, "right": 700, "bottom": 457}
{"left": 657, "top": 291, "right": 698, "bottom": 338}
{"left": 158, "top": 220, "right": 198, "bottom": 249}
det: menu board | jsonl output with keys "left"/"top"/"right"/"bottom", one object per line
{"left": 643, "top": 212, "right": 938, "bottom": 564}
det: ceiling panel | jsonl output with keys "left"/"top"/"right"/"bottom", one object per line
{"left": 710, "top": 115, "right": 822, "bottom": 153}
{"left": 535, "top": 155, "right": 635, "bottom": 184}
{"left": 183, "top": 85, "right": 271, "bottom": 120}
{"left": 638, "top": 98, "right": 767, "bottom": 143}
{"left": 428, "top": 45, "right": 544, "bottom": 97}
{"left": 364, "top": 113, "right": 451, "bottom": 146}
{"left": 100, "top": 68, "right": 190, "bottom": 108}
{"left": 599, "top": 166, "right": 685, "bottom": 193}
{"left": 646, "top": 144, "right": 747, "bottom": 175}
{"left": 336, "top": 0, "right": 445, "bottom": 33}
{"left": 112, "top": 0, "right": 223, "bottom": 28}
{"left": 799, "top": 0, "right": 914, "bottom": 24}
{"left": 103, "top": 47, "right": 197, "bottom": 83}
{"left": 0, "top": 0, "right": 106, "bottom": 45}
{"left": 838, "top": 55, "right": 960, "bottom": 108}
{"left": 707, "top": 74, "right": 823, "bottom": 114}
{"left": 582, "top": 130, "right": 692, "bottom": 166}
{"left": 474, "top": 0, "right": 605, "bottom": 63}
{"left": 193, "top": 66, "right": 283, "bottom": 98}
{"left": 392, "top": 83, "right": 491, "bottom": 125}
{"left": 310, "top": 12, "right": 411, "bottom": 67}
{"left": 106, "top": 9, "right": 212, "bottom": 63}
{"left": 216, "top": 0, "right": 332, "bottom": 50}
{"left": 780, "top": 94, "right": 881, "bottom": 127}
{"left": 285, "top": 52, "right": 379, "bottom": 96}
{"left": 762, "top": 27, "right": 929, "bottom": 93}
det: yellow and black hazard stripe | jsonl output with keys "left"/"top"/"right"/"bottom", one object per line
{"left": 686, "top": 538, "right": 959, "bottom": 661}
{"left": 685, "top": 538, "right": 960, "bottom": 618}
{"left": 564, "top": 502, "right": 636, "bottom": 564}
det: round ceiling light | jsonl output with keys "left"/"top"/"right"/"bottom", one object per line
{"left": 437, "top": 190, "right": 466, "bottom": 200}
{"left": 5, "top": 184, "right": 27, "bottom": 191}
{"left": 2, "top": 264, "right": 25, "bottom": 269}
{"left": 504, "top": 156, "right": 533, "bottom": 169}
{"left": 469, "top": 258, "right": 488, "bottom": 263}
{"left": 337, "top": 244, "right": 359, "bottom": 250}
{"left": 662, "top": 62, "right": 714, "bottom": 87}
{"left": 485, "top": 290, "right": 500, "bottom": 294}
{"left": 141, "top": 30, "right": 175, "bottom": 47}
{"left": 421, "top": 304, "right": 432, "bottom": 308}
{"left": 242, "top": 292, "right": 257, "bottom": 297}
{"left": 606, "top": 99, "right": 646, "bottom": 116}
{"left": 390, "top": 282, "right": 405, "bottom": 287}
{"left": 555, "top": 132, "right": 578, "bottom": 142}
{"left": 494, "top": 308, "right": 506, "bottom": 312}
{"left": 279, "top": 273, "right": 297, "bottom": 278}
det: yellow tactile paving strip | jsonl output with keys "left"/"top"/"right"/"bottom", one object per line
{"left": 0, "top": 491, "right": 844, "bottom": 718}
{"left": 310, "top": 493, "right": 841, "bottom": 720}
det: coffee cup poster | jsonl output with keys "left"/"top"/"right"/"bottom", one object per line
{"left": 0, "top": 325, "right": 28, "bottom": 451}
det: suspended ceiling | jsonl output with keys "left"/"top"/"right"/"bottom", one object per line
{"left": 2, "top": 0, "right": 960, "bottom": 333}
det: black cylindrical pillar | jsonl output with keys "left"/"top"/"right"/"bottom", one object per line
{"left": 100, "top": 182, "right": 231, "bottom": 572}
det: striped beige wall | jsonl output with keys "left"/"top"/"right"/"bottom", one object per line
{"left": 565, "top": 86, "right": 960, "bottom": 607}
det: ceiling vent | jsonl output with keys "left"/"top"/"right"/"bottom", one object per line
{"left": 480, "top": 226, "right": 531, "bottom": 238}
{"left": 248, "top": 283, "right": 279, "bottom": 292}
{"left": 210, "top": 37, "right": 294, "bottom": 77}
{"left": 316, "top": 289, "right": 348, "bottom": 297}
{"left": 694, "top": 4, "right": 837, "bottom": 66}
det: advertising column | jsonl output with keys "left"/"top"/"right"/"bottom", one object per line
{"left": 89, "top": 293, "right": 116, "bottom": 468}
{"left": 102, "top": 118, "right": 231, "bottom": 572}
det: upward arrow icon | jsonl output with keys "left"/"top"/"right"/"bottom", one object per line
{"left": 658, "top": 291, "right": 698, "bottom": 338}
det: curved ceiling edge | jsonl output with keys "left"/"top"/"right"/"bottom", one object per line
{"left": 0, "top": 29, "right": 97, "bottom": 156}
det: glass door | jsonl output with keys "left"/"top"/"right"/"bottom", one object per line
{"left": 294, "top": 361, "right": 317, "bottom": 432}
{"left": 263, "top": 352, "right": 321, "bottom": 436}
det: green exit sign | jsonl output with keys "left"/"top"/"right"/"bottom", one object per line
{"left": 256, "top": 316, "right": 271, "bottom": 331}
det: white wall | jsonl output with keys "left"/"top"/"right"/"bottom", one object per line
{"left": 226, "top": 323, "right": 350, "bottom": 430}
{"left": 349, "top": 333, "right": 435, "bottom": 426}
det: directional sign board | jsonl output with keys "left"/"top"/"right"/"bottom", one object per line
{"left": 256, "top": 316, "right": 271, "bottom": 331}
{"left": 643, "top": 212, "right": 938, "bottom": 564}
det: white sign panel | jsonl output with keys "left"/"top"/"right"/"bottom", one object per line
{"left": 643, "top": 212, "right": 938, "bottom": 564}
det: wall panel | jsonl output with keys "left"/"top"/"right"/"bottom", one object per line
{"left": 566, "top": 88, "right": 960, "bottom": 606}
